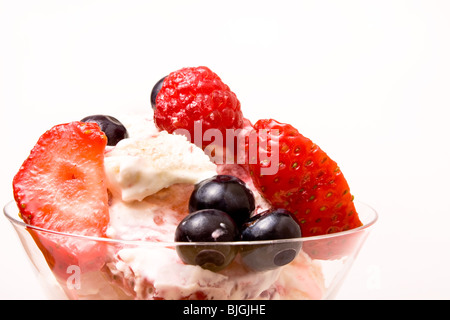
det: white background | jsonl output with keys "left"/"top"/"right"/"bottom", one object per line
{"left": 1, "top": 0, "right": 449, "bottom": 300}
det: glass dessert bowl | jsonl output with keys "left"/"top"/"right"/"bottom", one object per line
{"left": 4, "top": 200, "right": 377, "bottom": 300}
{"left": 6, "top": 66, "right": 379, "bottom": 300}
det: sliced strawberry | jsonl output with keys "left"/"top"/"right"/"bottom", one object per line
{"left": 13, "top": 122, "right": 109, "bottom": 277}
{"left": 301, "top": 230, "right": 367, "bottom": 260}
{"left": 247, "top": 119, "right": 362, "bottom": 259}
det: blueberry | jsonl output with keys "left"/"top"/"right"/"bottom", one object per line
{"left": 81, "top": 115, "right": 128, "bottom": 146}
{"left": 175, "top": 209, "right": 238, "bottom": 272}
{"left": 150, "top": 76, "right": 167, "bottom": 109}
{"left": 189, "top": 175, "right": 255, "bottom": 227}
{"left": 240, "top": 208, "right": 302, "bottom": 271}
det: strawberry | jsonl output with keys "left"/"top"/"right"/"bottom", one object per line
{"left": 154, "top": 66, "right": 244, "bottom": 163}
{"left": 247, "top": 119, "right": 362, "bottom": 259}
{"left": 13, "top": 122, "right": 110, "bottom": 277}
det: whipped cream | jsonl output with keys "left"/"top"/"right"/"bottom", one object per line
{"left": 106, "top": 183, "right": 193, "bottom": 241}
{"left": 104, "top": 130, "right": 217, "bottom": 202}
{"left": 107, "top": 246, "right": 324, "bottom": 300}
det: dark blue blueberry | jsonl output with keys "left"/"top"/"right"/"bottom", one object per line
{"left": 80, "top": 114, "right": 128, "bottom": 146}
{"left": 175, "top": 209, "right": 238, "bottom": 271}
{"left": 240, "top": 208, "right": 302, "bottom": 271}
{"left": 189, "top": 175, "right": 255, "bottom": 227}
{"left": 150, "top": 76, "right": 166, "bottom": 109}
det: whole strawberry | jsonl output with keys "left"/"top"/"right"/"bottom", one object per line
{"left": 248, "top": 119, "right": 362, "bottom": 246}
{"left": 153, "top": 66, "right": 244, "bottom": 162}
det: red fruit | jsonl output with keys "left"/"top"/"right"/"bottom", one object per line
{"left": 13, "top": 122, "right": 110, "bottom": 277}
{"left": 154, "top": 66, "right": 244, "bottom": 162}
{"left": 248, "top": 119, "right": 362, "bottom": 258}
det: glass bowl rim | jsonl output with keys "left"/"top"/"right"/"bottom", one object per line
{"left": 3, "top": 200, "right": 378, "bottom": 247}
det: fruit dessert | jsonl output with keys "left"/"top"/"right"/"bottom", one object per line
{"left": 11, "top": 66, "right": 363, "bottom": 300}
